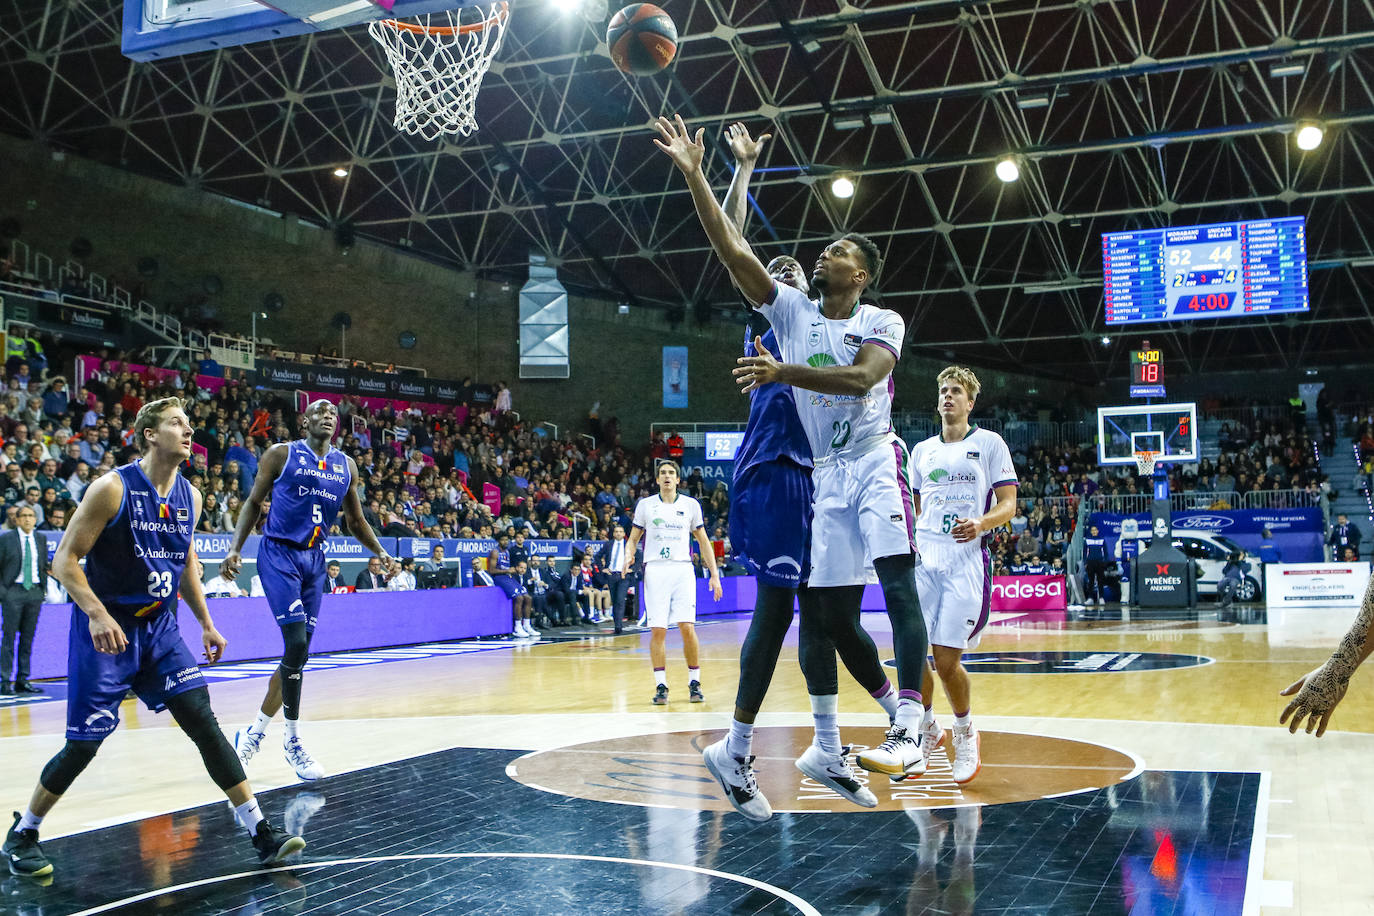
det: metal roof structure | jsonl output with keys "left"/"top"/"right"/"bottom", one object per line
{"left": 3, "top": 0, "right": 1373, "bottom": 381}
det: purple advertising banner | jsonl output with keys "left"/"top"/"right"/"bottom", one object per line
{"left": 27, "top": 589, "right": 513, "bottom": 681}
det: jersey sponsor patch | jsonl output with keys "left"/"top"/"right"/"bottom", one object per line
{"left": 966, "top": 451, "right": 980, "bottom": 459}
{"left": 843, "top": 333, "right": 863, "bottom": 347}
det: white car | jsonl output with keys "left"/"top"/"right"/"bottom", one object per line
{"left": 1169, "top": 532, "right": 1263, "bottom": 601}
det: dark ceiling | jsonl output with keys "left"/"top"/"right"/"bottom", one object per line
{"left": 3, "top": 0, "right": 1374, "bottom": 381}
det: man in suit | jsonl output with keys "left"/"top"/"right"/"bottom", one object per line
{"left": 540, "top": 560, "right": 577, "bottom": 626}
{"left": 1329, "top": 514, "right": 1362, "bottom": 560}
{"left": 595, "top": 524, "right": 636, "bottom": 635}
{"left": 323, "top": 561, "right": 349, "bottom": 593}
{"left": 1, "top": 506, "right": 48, "bottom": 694}
{"left": 354, "top": 556, "right": 388, "bottom": 591}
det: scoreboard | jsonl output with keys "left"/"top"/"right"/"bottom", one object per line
{"left": 1102, "top": 216, "right": 1309, "bottom": 325}
{"left": 1130, "top": 347, "right": 1164, "bottom": 398}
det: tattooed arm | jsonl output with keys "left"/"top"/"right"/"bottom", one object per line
{"left": 1279, "top": 573, "right": 1374, "bottom": 736}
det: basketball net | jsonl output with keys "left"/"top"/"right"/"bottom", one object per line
{"left": 369, "top": 2, "right": 509, "bottom": 141}
{"left": 1134, "top": 449, "right": 1160, "bottom": 477}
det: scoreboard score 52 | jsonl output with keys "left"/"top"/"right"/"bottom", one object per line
{"left": 1130, "top": 348, "right": 1164, "bottom": 398}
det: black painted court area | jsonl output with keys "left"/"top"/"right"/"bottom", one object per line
{"left": 3, "top": 748, "right": 1257, "bottom": 915}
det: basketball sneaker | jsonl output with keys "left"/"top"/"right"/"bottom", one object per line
{"left": 890, "top": 717, "right": 944, "bottom": 784}
{"left": 689, "top": 680, "right": 704, "bottom": 703}
{"left": 951, "top": 723, "right": 981, "bottom": 784}
{"left": 525, "top": 621, "right": 541, "bottom": 638}
{"left": 251, "top": 819, "right": 306, "bottom": 865}
{"left": 3, "top": 813, "right": 51, "bottom": 878}
{"left": 234, "top": 728, "right": 264, "bottom": 765}
{"left": 857, "top": 724, "right": 926, "bottom": 778}
{"left": 652, "top": 684, "right": 669, "bottom": 705}
{"left": 796, "top": 744, "right": 878, "bottom": 808}
{"left": 701, "top": 738, "right": 772, "bottom": 822}
{"left": 283, "top": 736, "right": 325, "bottom": 781}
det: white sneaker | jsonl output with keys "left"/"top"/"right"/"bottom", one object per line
{"left": 701, "top": 738, "right": 772, "bottom": 822}
{"left": 525, "top": 622, "right": 541, "bottom": 638}
{"left": 857, "top": 724, "right": 927, "bottom": 778}
{"left": 891, "top": 717, "right": 944, "bottom": 784}
{"left": 234, "top": 728, "right": 264, "bottom": 765}
{"left": 283, "top": 736, "right": 325, "bottom": 781}
{"left": 795, "top": 744, "right": 877, "bottom": 808}
{"left": 951, "top": 723, "right": 981, "bottom": 784}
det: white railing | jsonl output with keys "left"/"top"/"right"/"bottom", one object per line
{"left": 1240, "top": 489, "right": 1321, "bottom": 510}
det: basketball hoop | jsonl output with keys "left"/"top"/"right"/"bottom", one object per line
{"left": 1134, "top": 449, "right": 1160, "bottom": 477}
{"left": 369, "top": 2, "right": 509, "bottom": 141}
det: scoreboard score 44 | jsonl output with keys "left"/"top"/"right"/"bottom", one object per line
{"left": 1130, "top": 347, "right": 1165, "bottom": 398}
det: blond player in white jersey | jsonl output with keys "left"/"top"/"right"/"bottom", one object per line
{"left": 624, "top": 461, "right": 722, "bottom": 705}
{"left": 905, "top": 367, "right": 1018, "bottom": 784}
{"left": 653, "top": 113, "right": 932, "bottom": 781}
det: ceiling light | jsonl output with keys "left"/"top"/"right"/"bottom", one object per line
{"left": 1100, "top": 335, "right": 1111, "bottom": 347}
{"left": 1295, "top": 123, "right": 1324, "bottom": 151}
{"left": 1016, "top": 93, "right": 1050, "bottom": 110}
{"left": 830, "top": 175, "right": 855, "bottom": 199}
{"left": 995, "top": 157, "right": 1020, "bottom": 182}
{"left": 332, "top": 167, "right": 348, "bottom": 178}
{"left": 801, "top": 38, "right": 821, "bottom": 54}
{"left": 833, "top": 114, "right": 865, "bottom": 131}
{"left": 868, "top": 110, "right": 893, "bottom": 125}
{"left": 1269, "top": 60, "right": 1307, "bottom": 78}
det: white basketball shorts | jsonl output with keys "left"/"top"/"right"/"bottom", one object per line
{"left": 644, "top": 561, "right": 698, "bottom": 628}
{"left": 807, "top": 437, "right": 917, "bottom": 588}
{"left": 914, "top": 545, "right": 992, "bottom": 650}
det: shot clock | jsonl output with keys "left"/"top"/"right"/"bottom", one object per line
{"left": 1130, "top": 347, "right": 1165, "bottom": 398}
{"left": 1102, "top": 216, "right": 1309, "bottom": 325}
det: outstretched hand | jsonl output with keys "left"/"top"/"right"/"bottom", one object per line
{"left": 1279, "top": 662, "right": 1349, "bottom": 737}
{"left": 733, "top": 335, "right": 782, "bottom": 394}
{"left": 725, "top": 122, "right": 771, "bottom": 165}
{"left": 652, "top": 114, "right": 706, "bottom": 174}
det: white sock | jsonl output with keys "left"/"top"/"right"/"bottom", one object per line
{"left": 954, "top": 712, "right": 972, "bottom": 729}
{"left": 726, "top": 718, "right": 753, "bottom": 759}
{"left": 688, "top": 667, "right": 701, "bottom": 684}
{"left": 922, "top": 705, "right": 936, "bottom": 726}
{"left": 284, "top": 718, "right": 300, "bottom": 740}
{"left": 250, "top": 711, "right": 272, "bottom": 737}
{"left": 873, "top": 683, "right": 899, "bottom": 720}
{"left": 233, "top": 797, "right": 265, "bottom": 836}
{"left": 895, "top": 697, "right": 923, "bottom": 732}
{"left": 17, "top": 808, "right": 43, "bottom": 832}
{"left": 654, "top": 668, "right": 667, "bottom": 688}
{"left": 810, "top": 694, "right": 841, "bottom": 755}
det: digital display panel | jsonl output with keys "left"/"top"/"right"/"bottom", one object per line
{"left": 1103, "top": 216, "right": 1309, "bottom": 325}
{"left": 705, "top": 431, "right": 745, "bottom": 461}
{"left": 1130, "top": 347, "right": 1165, "bottom": 398}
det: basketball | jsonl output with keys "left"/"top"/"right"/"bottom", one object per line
{"left": 606, "top": 3, "right": 678, "bottom": 75}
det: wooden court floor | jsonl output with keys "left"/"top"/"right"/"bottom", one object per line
{"left": 2, "top": 602, "right": 1372, "bottom": 914}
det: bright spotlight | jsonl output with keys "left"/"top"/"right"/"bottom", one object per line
{"left": 1100, "top": 336, "right": 1111, "bottom": 347}
{"left": 332, "top": 167, "right": 349, "bottom": 178}
{"left": 995, "top": 157, "right": 1020, "bottom": 182}
{"left": 1296, "top": 123, "right": 1324, "bottom": 150}
{"left": 554, "top": 0, "right": 582, "bottom": 10}
{"left": 831, "top": 175, "right": 855, "bottom": 198}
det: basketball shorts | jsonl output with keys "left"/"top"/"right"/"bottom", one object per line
{"left": 493, "top": 575, "right": 527, "bottom": 598}
{"left": 730, "top": 459, "right": 813, "bottom": 588}
{"left": 65, "top": 605, "right": 205, "bottom": 741}
{"left": 808, "top": 438, "right": 918, "bottom": 588}
{"left": 643, "top": 561, "right": 697, "bottom": 628}
{"left": 914, "top": 545, "right": 992, "bottom": 651}
{"left": 258, "top": 536, "right": 326, "bottom": 632}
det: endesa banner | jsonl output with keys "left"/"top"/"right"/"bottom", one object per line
{"left": 1265, "top": 562, "right": 1371, "bottom": 606}
{"left": 991, "top": 575, "right": 1067, "bottom": 611}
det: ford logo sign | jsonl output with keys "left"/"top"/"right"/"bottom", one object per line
{"left": 1173, "top": 515, "right": 1235, "bottom": 530}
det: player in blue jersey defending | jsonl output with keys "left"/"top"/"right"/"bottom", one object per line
{"left": 223, "top": 400, "right": 394, "bottom": 780}
{"left": 2, "top": 398, "right": 304, "bottom": 878}
{"left": 698, "top": 124, "right": 903, "bottom": 821}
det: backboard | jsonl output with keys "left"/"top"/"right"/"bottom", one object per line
{"left": 123, "top": 0, "right": 481, "bottom": 60}
{"left": 1096, "top": 402, "right": 1198, "bottom": 466}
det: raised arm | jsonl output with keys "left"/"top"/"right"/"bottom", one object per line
{"left": 721, "top": 123, "right": 771, "bottom": 235}
{"left": 653, "top": 114, "right": 774, "bottom": 305}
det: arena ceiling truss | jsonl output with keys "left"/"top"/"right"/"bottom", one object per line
{"left": 3, "top": 0, "right": 1374, "bottom": 381}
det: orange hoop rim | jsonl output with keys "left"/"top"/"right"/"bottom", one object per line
{"left": 380, "top": 0, "right": 508, "bottom": 35}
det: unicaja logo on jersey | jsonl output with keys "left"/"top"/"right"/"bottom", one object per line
{"left": 927, "top": 468, "right": 950, "bottom": 482}
{"left": 807, "top": 353, "right": 837, "bottom": 368}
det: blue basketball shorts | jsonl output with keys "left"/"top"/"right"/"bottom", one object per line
{"left": 730, "top": 459, "right": 814, "bottom": 588}
{"left": 493, "top": 575, "right": 527, "bottom": 598}
{"left": 258, "top": 536, "right": 326, "bottom": 632}
{"left": 66, "top": 605, "right": 205, "bottom": 741}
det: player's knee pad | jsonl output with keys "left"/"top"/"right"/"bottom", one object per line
{"left": 280, "top": 621, "right": 310, "bottom": 670}
{"left": 166, "top": 688, "right": 245, "bottom": 790}
{"left": 40, "top": 740, "right": 101, "bottom": 795}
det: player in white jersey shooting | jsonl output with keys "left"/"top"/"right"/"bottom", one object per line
{"left": 906, "top": 367, "right": 1018, "bottom": 783}
{"left": 653, "top": 114, "right": 932, "bottom": 779}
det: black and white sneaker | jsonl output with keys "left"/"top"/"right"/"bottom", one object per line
{"left": 652, "top": 684, "right": 669, "bottom": 706}
{"left": 251, "top": 819, "right": 306, "bottom": 865}
{"left": 688, "top": 680, "right": 705, "bottom": 703}
{"left": 795, "top": 744, "right": 878, "bottom": 808}
{"left": 3, "top": 813, "right": 52, "bottom": 878}
{"left": 702, "top": 738, "right": 772, "bottom": 822}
